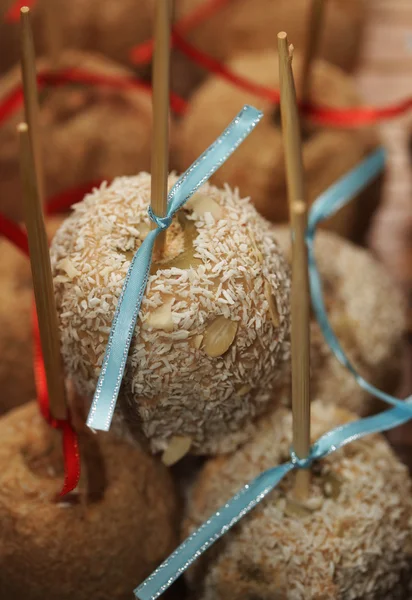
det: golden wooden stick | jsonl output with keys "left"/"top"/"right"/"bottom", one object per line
{"left": 151, "top": 0, "right": 172, "bottom": 255}
{"left": 18, "top": 122, "right": 67, "bottom": 421}
{"left": 300, "top": 0, "right": 325, "bottom": 104}
{"left": 290, "top": 201, "right": 311, "bottom": 500}
{"left": 278, "top": 32, "right": 311, "bottom": 500}
{"left": 20, "top": 6, "right": 44, "bottom": 203}
{"left": 278, "top": 34, "right": 305, "bottom": 217}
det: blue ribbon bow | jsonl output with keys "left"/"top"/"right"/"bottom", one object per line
{"left": 134, "top": 148, "right": 412, "bottom": 600}
{"left": 87, "top": 105, "right": 263, "bottom": 431}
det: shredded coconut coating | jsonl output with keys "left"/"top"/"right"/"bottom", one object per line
{"left": 273, "top": 226, "right": 406, "bottom": 416}
{"left": 184, "top": 400, "right": 412, "bottom": 600}
{"left": 50, "top": 173, "right": 291, "bottom": 455}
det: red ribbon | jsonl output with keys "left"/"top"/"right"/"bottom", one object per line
{"left": 172, "top": 31, "right": 280, "bottom": 103}
{"left": 303, "top": 97, "right": 412, "bottom": 127}
{"left": 4, "top": 0, "right": 412, "bottom": 126}
{"left": 0, "top": 213, "right": 29, "bottom": 255}
{"left": 32, "top": 306, "right": 80, "bottom": 496}
{"left": 130, "top": 0, "right": 236, "bottom": 65}
{"left": 171, "top": 31, "right": 412, "bottom": 127}
{"left": 130, "top": 0, "right": 412, "bottom": 128}
{"left": 46, "top": 180, "right": 103, "bottom": 214}
{"left": 39, "top": 68, "right": 187, "bottom": 115}
{"left": 0, "top": 67, "right": 187, "bottom": 128}
{"left": 4, "top": 0, "right": 36, "bottom": 22}
{"left": 0, "top": 213, "right": 80, "bottom": 496}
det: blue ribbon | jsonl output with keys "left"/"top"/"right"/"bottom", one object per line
{"left": 87, "top": 105, "right": 263, "bottom": 431}
{"left": 307, "top": 148, "right": 412, "bottom": 415}
{"left": 135, "top": 399, "right": 412, "bottom": 600}
{"left": 134, "top": 147, "right": 412, "bottom": 600}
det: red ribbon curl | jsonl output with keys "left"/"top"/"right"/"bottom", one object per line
{"left": 0, "top": 213, "right": 80, "bottom": 496}
{"left": 4, "top": 0, "right": 412, "bottom": 126}
{"left": 171, "top": 31, "right": 412, "bottom": 127}
{"left": 32, "top": 305, "right": 80, "bottom": 496}
{"left": 130, "top": 0, "right": 235, "bottom": 65}
{"left": 46, "top": 180, "right": 103, "bottom": 215}
{"left": 130, "top": 4, "right": 412, "bottom": 127}
{"left": 0, "top": 67, "right": 187, "bottom": 129}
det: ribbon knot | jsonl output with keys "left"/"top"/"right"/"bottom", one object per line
{"left": 290, "top": 447, "right": 315, "bottom": 469}
{"left": 148, "top": 206, "right": 173, "bottom": 230}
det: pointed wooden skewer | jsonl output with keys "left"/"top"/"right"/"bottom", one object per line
{"left": 151, "top": 0, "right": 172, "bottom": 256}
{"left": 278, "top": 32, "right": 311, "bottom": 500}
{"left": 20, "top": 6, "right": 44, "bottom": 203}
{"left": 300, "top": 0, "right": 325, "bottom": 106}
{"left": 18, "top": 122, "right": 67, "bottom": 421}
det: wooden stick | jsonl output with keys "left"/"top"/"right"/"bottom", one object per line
{"left": 278, "top": 34, "right": 305, "bottom": 215}
{"left": 300, "top": 0, "right": 325, "bottom": 105}
{"left": 42, "top": 0, "right": 62, "bottom": 68}
{"left": 290, "top": 201, "right": 311, "bottom": 500}
{"left": 20, "top": 6, "right": 44, "bottom": 203}
{"left": 18, "top": 122, "right": 67, "bottom": 421}
{"left": 151, "top": 0, "right": 172, "bottom": 255}
{"left": 278, "top": 32, "right": 311, "bottom": 500}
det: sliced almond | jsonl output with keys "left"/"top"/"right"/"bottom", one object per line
{"left": 144, "top": 299, "right": 174, "bottom": 332}
{"left": 161, "top": 436, "right": 192, "bottom": 466}
{"left": 186, "top": 193, "right": 223, "bottom": 220}
{"left": 322, "top": 472, "right": 342, "bottom": 499}
{"left": 57, "top": 257, "right": 80, "bottom": 279}
{"left": 191, "top": 334, "right": 204, "bottom": 349}
{"left": 284, "top": 498, "right": 313, "bottom": 519}
{"left": 264, "top": 281, "right": 280, "bottom": 327}
{"left": 204, "top": 316, "right": 238, "bottom": 358}
{"left": 151, "top": 248, "right": 202, "bottom": 273}
{"left": 236, "top": 384, "right": 251, "bottom": 397}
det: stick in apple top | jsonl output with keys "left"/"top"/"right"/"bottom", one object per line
{"left": 20, "top": 6, "right": 44, "bottom": 204}
{"left": 151, "top": 0, "right": 173, "bottom": 256}
{"left": 17, "top": 121, "right": 68, "bottom": 421}
{"left": 278, "top": 32, "right": 311, "bottom": 500}
{"left": 300, "top": 0, "right": 325, "bottom": 106}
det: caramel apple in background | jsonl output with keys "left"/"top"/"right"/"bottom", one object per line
{"left": 272, "top": 226, "right": 406, "bottom": 416}
{"left": 0, "top": 216, "right": 64, "bottom": 416}
{"left": 171, "top": 0, "right": 366, "bottom": 97}
{"left": 0, "top": 401, "right": 179, "bottom": 600}
{"left": 183, "top": 401, "right": 412, "bottom": 600}
{"left": 50, "top": 174, "right": 291, "bottom": 459}
{"left": 175, "top": 50, "right": 382, "bottom": 243}
{"left": 0, "top": 49, "right": 160, "bottom": 222}
{"left": 0, "top": 0, "right": 154, "bottom": 74}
